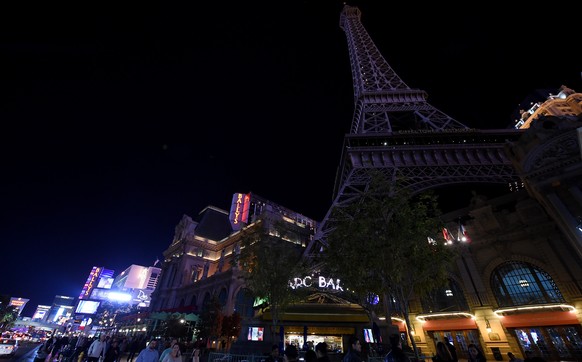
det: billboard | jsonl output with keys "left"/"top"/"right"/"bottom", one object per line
{"left": 97, "top": 269, "right": 114, "bottom": 289}
{"left": 75, "top": 300, "right": 101, "bottom": 314}
{"left": 123, "top": 265, "right": 149, "bottom": 289}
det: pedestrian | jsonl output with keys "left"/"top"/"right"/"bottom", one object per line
{"left": 467, "top": 344, "right": 486, "bottom": 362}
{"left": 433, "top": 342, "right": 453, "bottom": 362}
{"left": 315, "top": 342, "right": 331, "bottom": 362}
{"left": 127, "top": 337, "right": 143, "bottom": 362}
{"left": 304, "top": 350, "right": 317, "bottom": 362}
{"left": 192, "top": 348, "right": 200, "bottom": 362}
{"left": 161, "top": 344, "right": 181, "bottom": 362}
{"left": 104, "top": 340, "right": 120, "bottom": 362}
{"left": 87, "top": 335, "right": 108, "bottom": 362}
{"left": 159, "top": 339, "right": 178, "bottom": 362}
{"left": 342, "top": 336, "right": 362, "bottom": 362}
{"left": 284, "top": 345, "right": 299, "bottom": 362}
{"left": 136, "top": 340, "right": 159, "bottom": 362}
{"left": 443, "top": 337, "right": 457, "bottom": 362}
{"left": 384, "top": 334, "right": 410, "bottom": 362}
{"left": 266, "top": 345, "right": 282, "bottom": 362}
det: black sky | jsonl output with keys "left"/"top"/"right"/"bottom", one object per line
{"left": 1, "top": 2, "right": 580, "bottom": 316}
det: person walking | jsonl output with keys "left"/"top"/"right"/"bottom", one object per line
{"left": 87, "top": 335, "right": 108, "bottom": 362}
{"left": 283, "top": 345, "right": 299, "bottom": 362}
{"left": 159, "top": 339, "right": 178, "bottom": 362}
{"left": 103, "top": 340, "right": 120, "bottom": 362}
{"left": 266, "top": 345, "right": 282, "bottom": 362}
{"left": 384, "top": 334, "right": 410, "bottom": 362}
{"left": 315, "top": 342, "right": 331, "bottom": 362}
{"left": 304, "top": 350, "right": 317, "bottom": 362}
{"left": 136, "top": 340, "right": 159, "bottom": 362}
{"left": 467, "top": 343, "right": 486, "bottom": 362}
{"left": 342, "top": 336, "right": 362, "bottom": 362}
{"left": 443, "top": 337, "right": 458, "bottom": 362}
{"left": 433, "top": 342, "right": 453, "bottom": 362}
{"left": 161, "top": 344, "right": 182, "bottom": 362}
{"left": 127, "top": 337, "right": 143, "bottom": 362}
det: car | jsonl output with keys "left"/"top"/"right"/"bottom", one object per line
{"left": 0, "top": 338, "right": 19, "bottom": 357}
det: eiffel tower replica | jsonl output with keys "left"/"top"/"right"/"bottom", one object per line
{"left": 303, "top": 5, "right": 523, "bottom": 259}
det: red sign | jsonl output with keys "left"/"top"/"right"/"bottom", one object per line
{"left": 229, "top": 193, "right": 251, "bottom": 230}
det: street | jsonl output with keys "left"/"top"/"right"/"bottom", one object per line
{"left": 2, "top": 341, "right": 41, "bottom": 362}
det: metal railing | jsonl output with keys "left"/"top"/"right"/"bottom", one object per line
{"left": 207, "top": 352, "right": 267, "bottom": 362}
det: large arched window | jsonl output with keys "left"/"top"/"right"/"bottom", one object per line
{"left": 491, "top": 261, "right": 565, "bottom": 307}
{"left": 202, "top": 292, "right": 212, "bottom": 307}
{"left": 421, "top": 278, "right": 469, "bottom": 313}
{"left": 218, "top": 288, "right": 228, "bottom": 307}
{"left": 234, "top": 288, "right": 255, "bottom": 319}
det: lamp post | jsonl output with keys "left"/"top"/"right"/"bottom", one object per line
{"left": 180, "top": 319, "right": 193, "bottom": 342}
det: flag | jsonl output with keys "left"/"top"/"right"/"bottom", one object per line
{"left": 153, "top": 258, "right": 160, "bottom": 266}
{"left": 460, "top": 224, "right": 471, "bottom": 243}
{"left": 442, "top": 227, "right": 454, "bottom": 244}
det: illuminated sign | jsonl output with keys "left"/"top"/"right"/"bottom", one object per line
{"left": 229, "top": 193, "right": 251, "bottom": 230}
{"left": 75, "top": 300, "right": 101, "bottom": 314}
{"left": 96, "top": 269, "right": 114, "bottom": 289}
{"left": 9, "top": 298, "right": 29, "bottom": 315}
{"left": 247, "top": 327, "right": 264, "bottom": 341}
{"left": 289, "top": 275, "right": 344, "bottom": 291}
{"left": 79, "top": 266, "right": 102, "bottom": 299}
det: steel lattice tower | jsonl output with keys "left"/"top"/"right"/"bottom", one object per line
{"left": 303, "top": 5, "right": 523, "bottom": 259}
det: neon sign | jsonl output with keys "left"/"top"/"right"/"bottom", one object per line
{"left": 229, "top": 193, "right": 251, "bottom": 230}
{"left": 79, "top": 266, "right": 102, "bottom": 299}
{"left": 289, "top": 275, "right": 344, "bottom": 291}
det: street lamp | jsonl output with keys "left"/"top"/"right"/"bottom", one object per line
{"left": 180, "top": 319, "right": 194, "bottom": 342}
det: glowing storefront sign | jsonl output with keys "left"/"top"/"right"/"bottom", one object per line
{"left": 229, "top": 193, "right": 251, "bottom": 230}
{"left": 289, "top": 275, "right": 344, "bottom": 291}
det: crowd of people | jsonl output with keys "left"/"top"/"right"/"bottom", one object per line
{"left": 35, "top": 334, "right": 202, "bottom": 362}
{"left": 34, "top": 332, "right": 546, "bottom": 362}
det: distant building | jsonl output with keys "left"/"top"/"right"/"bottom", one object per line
{"left": 8, "top": 297, "right": 29, "bottom": 316}
{"left": 45, "top": 295, "right": 75, "bottom": 325}
{"left": 32, "top": 305, "right": 51, "bottom": 321}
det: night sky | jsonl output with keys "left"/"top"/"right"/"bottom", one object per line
{"left": 2, "top": 2, "right": 580, "bottom": 316}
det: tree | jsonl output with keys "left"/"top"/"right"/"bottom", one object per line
{"left": 221, "top": 312, "right": 242, "bottom": 350}
{"left": 197, "top": 294, "right": 224, "bottom": 349}
{"left": 0, "top": 296, "right": 18, "bottom": 332}
{"left": 323, "top": 173, "right": 456, "bottom": 359}
{"left": 234, "top": 221, "right": 305, "bottom": 346}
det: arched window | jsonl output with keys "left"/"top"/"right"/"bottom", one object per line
{"left": 202, "top": 292, "right": 212, "bottom": 307}
{"left": 491, "top": 261, "right": 565, "bottom": 307}
{"left": 421, "top": 278, "right": 469, "bottom": 313}
{"left": 234, "top": 288, "right": 255, "bottom": 319}
{"left": 218, "top": 288, "right": 228, "bottom": 307}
